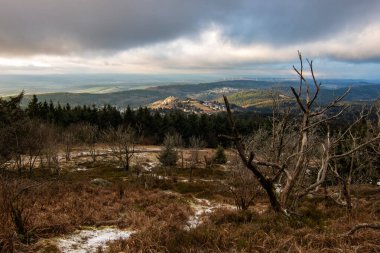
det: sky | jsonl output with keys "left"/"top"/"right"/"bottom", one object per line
{"left": 0, "top": 0, "right": 380, "bottom": 80}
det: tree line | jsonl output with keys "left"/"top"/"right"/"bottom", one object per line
{"left": 25, "top": 94, "right": 270, "bottom": 147}
{"left": 0, "top": 91, "right": 269, "bottom": 175}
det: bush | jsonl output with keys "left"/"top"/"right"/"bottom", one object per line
{"left": 212, "top": 145, "right": 227, "bottom": 164}
{"left": 158, "top": 134, "right": 179, "bottom": 167}
{"left": 158, "top": 146, "right": 178, "bottom": 167}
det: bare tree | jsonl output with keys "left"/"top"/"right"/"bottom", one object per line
{"left": 226, "top": 154, "right": 260, "bottom": 210}
{"left": 40, "top": 124, "right": 60, "bottom": 174}
{"left": 172, "top": 132, "right": 184, "bottom": 168}
{"left": 61, "top": 125, "right": 78, "bottom": 162}
{"left": 76, "top": 123, "right": 98, "bottom": 162}
{"left": 104, "top": 125, "right": 137, "bottom": 171}
{"left": 188, "top": 136, "right": 205, "bottom": 181}
{"left": 189, "top": 136, "right": 205, "bottom": 168}
{"left": 222, "top": 52, "right": 380, "bottom": 214}
{"left": 324, "top": 109, "right": 380, "bottom": 210}
{"left": 12, "top": 120, "right": 45, "bottom": 176}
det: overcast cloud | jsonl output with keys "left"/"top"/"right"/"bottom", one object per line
{"left": 0, "top": 0, "right": 379, "bottom": 77}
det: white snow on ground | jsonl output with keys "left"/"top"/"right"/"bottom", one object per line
{"left": 56, "top": 227, "right": 134, "bottom": 253}
{"left": 185, "top": 198, "right": 236, "bottom": 231}
{"left": 177, "top": 178, "right": 218, "bottom": 183}
{"left": 72, "top": 167, "right": 90, "bottom": 172}
{"left": 140, "top": 162, "right": 157, "bottom": 172}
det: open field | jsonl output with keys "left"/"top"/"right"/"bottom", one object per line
{"left": 1, "top": 146, "right": 379, "bottom": 253}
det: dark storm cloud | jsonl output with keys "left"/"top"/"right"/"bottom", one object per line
{"left": 0, "top": 0, "right": 242, "bottom": 55}
{"left": 224, "top": 0, "right": 380, "bottom": 45}
{"left": 0, "top": 0, "right": 379, "bottom": 56}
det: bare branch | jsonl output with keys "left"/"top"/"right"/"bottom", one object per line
{"left": 222, "top": 95, "right": 284, "bottom": 213}
{"left": 290, "top": 87, "right": 306, "bottom": 113}
{"left": 251, "top": 159, "right": 282, "bottom": 170}
{"left": 332, "top": 109, "right": 369, "bottom": 145}
{"left": 294, "top": 50, "right": 304, "bottom": 97}
{"left": 311, "top": 86, "right": 352, "bottom": 117}
{"left": 303, "top": 105, "right": 349, "bottom": 131}
{"left": 331, "top": 134, "right": 380, "bottom": 159}
{"left": 342, "top": 223, "right": 380, "bottom": 236}
{"left": 306, "top": 58, "right": 321, "bottom": 107}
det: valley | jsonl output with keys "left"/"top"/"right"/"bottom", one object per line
{"left": 19, "top": 79, "right": 380, "bottom": 114}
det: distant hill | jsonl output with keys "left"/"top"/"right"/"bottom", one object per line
{"left": 22, "top": 80, "right": 281, "bottom": 108}
{"left": 148, "top": 96, "right": 233, "bottom": 114}
{"left": 149, "top": 96, "right": 180, "bottom": 110}
{"left": 20, "top": 79, "right": 380, "bottom": 109}
{"left": 23, "top": 89, "right": 170, "bottom": 108}
{"left": 216, "top": 90, "right": 292, "bottom": 108}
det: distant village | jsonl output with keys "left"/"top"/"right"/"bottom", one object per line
{"left": 179, "top": 99, "right": 226, "bottom": 114}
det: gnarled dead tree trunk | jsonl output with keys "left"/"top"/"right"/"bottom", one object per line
{"left": 222, "top": 52, "right": 380, "bottom": 213}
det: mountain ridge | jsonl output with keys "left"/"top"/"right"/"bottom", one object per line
{"left": 18, "top": 79, "right": 380, "bottom": 109}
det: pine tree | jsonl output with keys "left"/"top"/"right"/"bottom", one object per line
{"left": 213, "top": 145, "right": 227, "bottom": 164}
{"left": 158, "top": 134, "right": 178, "bottom": 166}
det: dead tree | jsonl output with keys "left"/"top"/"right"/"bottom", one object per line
{"left": 172, "top": 133, "right": 184, "bottom": 169}
{"left": 76, "top": 123, "right": 98, "bottom": 162}
{"left": 189, "top": 136, "right": 205, "bottom": 167}
{"left": 188, "top": 136, "right": 205, "bottom": 181}
{"left": 297, "top": 111, "right": 380, "bottom": 209}
{"left": 222, "top": 96, "right": 284, "bottom": 212}
{"left": 226, "top": 156, "right": 260, "bottom": 210}
{"left": 104, "top": 125, "right": 136, "bottom": 171}
{"left": 325, "top": 109, "right": 380, "bottom": 210}
{"left": 222, "top": 52, "right": 380, "bottom": 213}
{"left": 13, "top": 120, "right": 45, "bottom": 176}
{"left": 61, "top": 125, "right": 78, "bottom": 162}
{"left": 40, "top": 124, "right": 60, "bottom": 174}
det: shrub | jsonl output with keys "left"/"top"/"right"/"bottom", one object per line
{"left": 158, "top": 147, "right": 178, "bottom": 167}
{"left": 158, "top": 134, "right": 179, "bottom": 167}
{"left": 212, "top": 145, "right": 227, "bottom": 164}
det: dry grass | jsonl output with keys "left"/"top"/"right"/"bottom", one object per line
{"left": 0, "top": 174, "right": 191, "bottom": 252}
{"left": 2, "top": 179, "right": 379, "bottom": 253}
{"left": 1, "top": 147, "right": 379, "bottom": 253}
{"left": 108, "top": 185, "right": 380, "bottom": 253}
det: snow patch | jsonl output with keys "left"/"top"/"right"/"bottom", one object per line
{"left": 141, "top": 162, "right": 157, "bottom": 172}
{"left": 72, "top": 167, "right": 90, "bottom": 172}
{"left": 56, "top": 227, "right": 134, "bottom": 253}
{"left": 185, "top": 198, "right": 235, "bottom": 231}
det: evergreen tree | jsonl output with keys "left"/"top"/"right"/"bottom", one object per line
{"left": 27, "top": 95, "right": 40, "bottom": 118}
{"left": 212, "top": 145, "right": 227, "bottom": 164}
{"left": 158, "top": 134, "right": 178, "bottom": 166}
